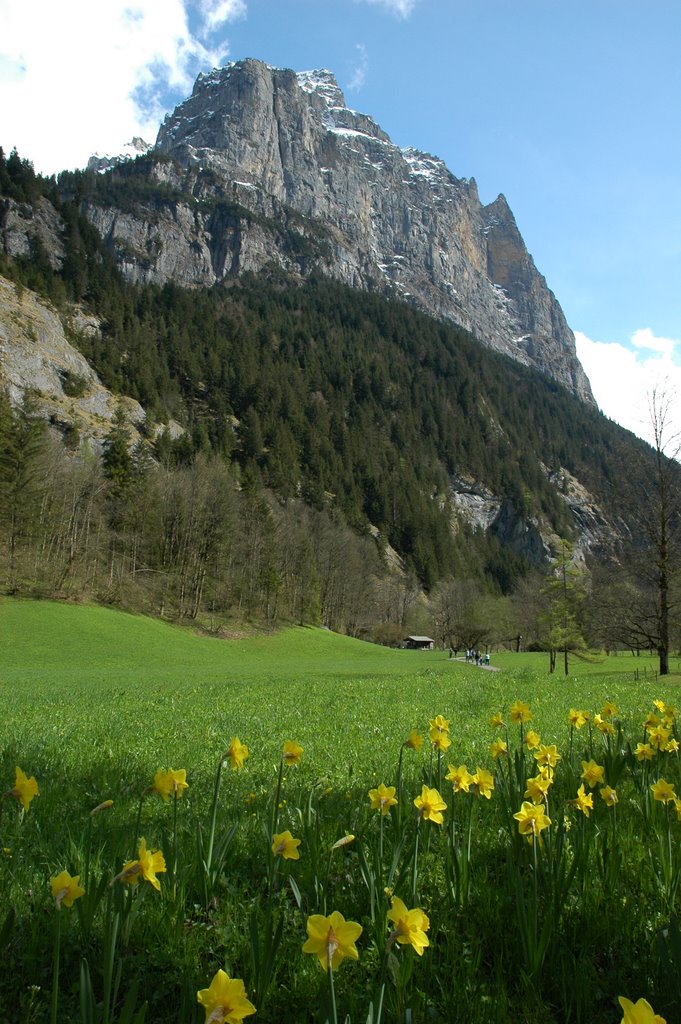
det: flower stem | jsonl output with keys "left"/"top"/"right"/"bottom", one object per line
{"left": 206, "top": 754, "right": 225, "bottom": 873}
{"left": 172, "top": 788, "right": 179, "bottom": 899}
{"left": 50, "top": 909, "right": 61, "bottom": 1024}
{"left": 84, "top": 815, "right": 93, "bottom": 897}
{"left": 327, "top": 960, "right": 339, "bottom": 1024}
{"left": 131, "top": 791, "right": 145, "bottom": 856}
{"left": 270, "top": 757, "right": 285, "bottom": 841}
{"left": 395, "top": 743, "right": 406, "bottom": 832}
{"left": 411, "top": 816, "right": 421, "bottom": 904}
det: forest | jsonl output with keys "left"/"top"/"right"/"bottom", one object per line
{"left": 1, "top": 147, "right": 679, "bottom": 664}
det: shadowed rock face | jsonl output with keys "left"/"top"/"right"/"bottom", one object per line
{"left": 148, "top": 59, "right": 592, "bottom": 403}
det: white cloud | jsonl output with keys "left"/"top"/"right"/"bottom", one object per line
{"left": 358, "top": 0, "right": 422, "bottom": 18}
{"left": 346, "top": 43, "right": 368, "bottom": 93}
{"left": 631, "top": 327, "right": 677, "bottom": 359}
{"left": 575, "top": 328, "right": 681, "bottom": 448}
{"left": 197, "top": 0, "right": 247, "bottom": 36}
{"left": 0, "top": 0, "right": 244, "bottom": 175}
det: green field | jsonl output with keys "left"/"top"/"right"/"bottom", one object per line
{"left": 2, "top": 599, "right": 680, "bottom": 1023}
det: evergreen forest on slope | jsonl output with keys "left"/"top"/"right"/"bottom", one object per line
{"left": 0, "top": 148, "right": 673, "bottom": 645}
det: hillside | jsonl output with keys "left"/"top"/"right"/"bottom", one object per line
{"left": 0, "top": 132, "right": 674, "bottom": 646}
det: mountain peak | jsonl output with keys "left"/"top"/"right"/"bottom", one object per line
{"left": 295, "top": 68, "right": 346, "bottom": 108}
{"left": 87, "top": 137, "right": 152, "bottom": 173}
{"left": 135, "top": 59, "right": 594, "bottom": 402}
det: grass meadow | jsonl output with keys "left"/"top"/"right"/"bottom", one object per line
{"left": 2, "top": 598, "right": 680, "bottom": 1023}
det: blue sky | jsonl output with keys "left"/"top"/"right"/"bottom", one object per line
{"left": 1, "top": 0, "right": 680, "bottom": 446}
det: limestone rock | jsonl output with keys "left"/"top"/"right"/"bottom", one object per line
{"left": 0, "top": 59, "right": 593, "bottom": 403}
{"left": 87, "top": 137, "right": 153, "bottom": 173}
{"left": 151, "top": 59, "right": 594, "bottom": 402}
{"left": 1, "top": 196, "right": 65, "bottom": 270}
{"left": 0, "top": 275, "right": 145, "bottom": 450}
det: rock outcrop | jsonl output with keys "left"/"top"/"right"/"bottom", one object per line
{"left": 87, "top": 137, "right": 153, "bottom": 174}
{"left": 77, "top": 59, "right": 592, "bottom": 403}
{"left": 0, "top": 275, "right": 145, "bottom": 449}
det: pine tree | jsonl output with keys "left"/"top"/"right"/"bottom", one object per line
{"left": 540, "top": 540, "right": 588, "bottom": 675}
{"left": 0, "top": 395, "right": 49, "bottom": 589}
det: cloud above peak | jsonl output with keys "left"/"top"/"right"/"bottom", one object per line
{"left": 197, "top": 0, "right": 247, "bottom": 37}
{"left": 358, "top": 0, "right": 422, "bottom": 18}
{"left": 0, "top": 0, "right": 246, "bottom": 174}
{"left": 347, "top": 43, "right": 369, "bottom": 93}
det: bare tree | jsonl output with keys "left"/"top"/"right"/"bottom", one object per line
{"left": 642, "top": 386, "right": 681, "bottom": 674}
{"left": 602, "top": 386, "right": 681, "bottom": 674}
{"left": 430, "top": 578, "right": 490, "bottom": 652}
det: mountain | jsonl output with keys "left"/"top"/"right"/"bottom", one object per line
{"left": 86, "top": 137, "right": 152, "bottom": 174}
{"left": 0, "top": 72, "right": 664, "bottom": 631}
{"left": 73, "top": 59, "right": 591, "bottom": 403}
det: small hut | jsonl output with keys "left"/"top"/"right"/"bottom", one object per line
{"left": 404, "top": 635, "right": 435, "bottom": 651}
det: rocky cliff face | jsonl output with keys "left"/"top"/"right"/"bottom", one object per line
{"left": 0, "top": 275, "right": 147, "bottom": 450}
{"left": 78, "top": 59, "right": 592, "bottom": 403}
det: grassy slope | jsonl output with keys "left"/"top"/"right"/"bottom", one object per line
{"left": 4, "top": 599, "right": 678, "bottom": 789}
{"left": 3, "top": 597, "right": 451, "bottom": 685}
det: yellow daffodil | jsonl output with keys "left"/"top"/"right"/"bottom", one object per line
{"left": 387, "top": 896, "right": 430, "bottom": 956}
{"left": 525, "top": 774, "right": 552, "bottom": 804}
{"left": 635, "top": 742, "right": 656, "bottom": 762}
{"left": 648, "top": 726, "right": 670, "bottom": 748}
{"left": 509, "top": 700, "right": 532, "bottom": 724}
{"left": 445, "top": 764, "right": 474, "bottom": 794}
{"left": 571, "top": 784, "right": 594, "bottom": 818}
{"left": 489, "top": 739, "right": 508, "bottom": 759}
{"left": 225, "top": 738, "right": 249, "bottom": 771}
{"left": 665, "top": 738, "right": 679, "bottom": 754}
{"left": 580, "top": 760, "right": 605, "bottom": 788}
{"left": 50, "top": 870, "right": 85, "bottom": 909}
{"left": 618, "top": 995, "right": 667, "bottom": 1024}
{"left": 429, "top": 714, "right": 450, "bottom": 735}
{"left": 368, "top": 783, "right": 398, "bottom": 815}
{"left": 282, "top": 740, "right": 303, "bottom": 765}
{"left": 7, "top": 767, "right": 39, "bottom": 812}
{"left": 651, "top": 778, "right": 677, "bottom": 804}
{"left": 489, "top": 712, "right": 505, "bottom": 729}
{"left": 152, "top": 768, "right": 188, "bottom": 802}
{"left": 471, "top": 768, "right": 494, "bottom": 799}
{"left": 430, "top": 731, "right": 452, "bottom": 752}
{"left": 90, "top": 799, "right": 114, "bottom": 816}
{"left": 404, "top": 729, "right": 423, "bottom": 751}
{"left": 568, "top": 708, "right": 589, "bottom": 729}
{"left": 197, "top": 969, "right": 256, "bottom": 1023}
{"left": 302, "top": 911, "right": 362, "bottom": 971}
{"left": 513, "top": 801, "right": 551, "bottom": 841}
{"left": 331, "top": 834, "right": 355, "bottom": 850}
{"left": 534, "top": 744, "right": 561, "bottom": 770}
{"left": 414, "top": 785, "right": 447, "bottom": 824}
{"left": 653, "top": 699, "right": 666, "bottom": 713}
{"left": 523, "top": 730, "right": 542, "bottom": 750}
{"left": 644, "top": 713, "right": 661, "bottom": 731}
{"left": 600, "top": 786, "right": 618, "bottom": 807}
{"left": 601, "top": 701, "right": 619, "bottom": 718}
{"left": 271, "top": 830, "right": 301, "bottom": 860}
{"left": 594, "top": 714, "right": 615, "bottom": 736}
{"left": 115, "top": 838, "right": 166, "bottom": 891}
